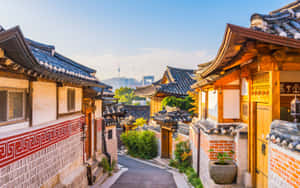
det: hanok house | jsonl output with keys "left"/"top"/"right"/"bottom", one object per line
{"left": 135, "top": 66, "right": 196, "bottom": 124}
{"left": 0, "top": 25, "right": 117, "bottom": 187}
{"left": 190, "top": 1, "right": 300, "bottom": 187}
{"left": 150, "top": 107, "right": 192, "bottom": 158}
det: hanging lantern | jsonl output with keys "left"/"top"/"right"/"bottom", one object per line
{"left": 291, "top": 96, "right": 300, "bottom": 123}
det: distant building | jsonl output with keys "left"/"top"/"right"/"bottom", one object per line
{"left": 142, "top": 75, "right": 154, "bottom": 86}
{"left": 102, "top": 77, "right": 142, "bottom": 90}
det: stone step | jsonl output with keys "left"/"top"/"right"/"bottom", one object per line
{"left": 93, "top": 166, "right": 104, "bottom": 183}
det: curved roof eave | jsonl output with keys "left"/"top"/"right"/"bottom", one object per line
{"left": 200, "top": 24, "right": 300, "bottom": 78}
{"left": 0, "top": 26, "right": 103, "bottom": 87}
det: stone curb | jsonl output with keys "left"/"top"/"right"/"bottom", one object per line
{"left": 90, "top": 164, "right": 128, "bottom": 188}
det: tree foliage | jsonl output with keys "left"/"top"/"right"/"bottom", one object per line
{"left": 114, "top": 87, "right": 144, "bottom": 104}
{"left": 161, "top": 96, "right": 195, "bottom": 112}
{"left": 133, "top": 117, "right": 147, "bottom": 129}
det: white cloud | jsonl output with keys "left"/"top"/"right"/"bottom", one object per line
{"left": 73, "top": 48, "right": 213, "bottom": 81}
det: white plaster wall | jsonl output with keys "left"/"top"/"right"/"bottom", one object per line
{"left": 280, "top": 71, "right": 300, "bottom": 82}
{"left": 223, "top": 89, "right": 240, "bottom": 119}
{"left": 0, "top": 77, "right": 28, "bottom": 89}
{"left": 95, "top": 100, "right": 102, "bottom": 119}
{"left": 235, "top": 133, "right": 248, "bottom": 185}
{"left": 32, "top": 81, "right": 56, "bottom": 126}
{"left": 59, "top": 86, "right": 82, "bottom": 114}
{"left": 0, "top": 121, "right": 29, "bottom": 134}
{"left": 208, "top": 90, "right": 218, "bottom": 120}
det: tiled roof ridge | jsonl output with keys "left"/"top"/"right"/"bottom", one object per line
{"left": 250, "top": 1, "right": 300, "bottom": 40}
{"left": 167, "top": 66, "right": 194, "bottom": 72}
{"left": 26, "top": 38, "right": 96, "bottom": 74}
{"left": 270, "top": 0, "right": 300, "bottom": 15}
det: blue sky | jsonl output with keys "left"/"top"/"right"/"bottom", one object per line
{"left": 0, "top": 0, "right": 289, "bottom": 80}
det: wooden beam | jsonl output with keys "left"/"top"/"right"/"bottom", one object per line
{"left": 0, "top": 70, "right": 29, "bottom": 80}
{"left": 0, "top": 48, "right": 4, "bottom": 57}
{"left": 28, "top": 80, "right": 33, "bottom": 127}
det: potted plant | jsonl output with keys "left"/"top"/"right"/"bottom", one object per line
{"left": 208, "top": 149, "right": 237, "bottom": 184}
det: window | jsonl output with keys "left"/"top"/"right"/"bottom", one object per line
{"left": 67, "top": 88, "right": 75, "bottom": 112}
{"left": 108, "top": 129, "right": 113, "bottom": 139}
{"left": 241, "top": 78, "right": 248, "bottom": 96}
{"left": 0, "top": 89, "right": 25, "bottom": 123}
{"left": 223, "top": 89, "right": 240, "bottom": 119}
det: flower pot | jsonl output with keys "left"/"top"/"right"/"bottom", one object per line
{"left": 209, "top": 160, "right": 237, "bottom": 184}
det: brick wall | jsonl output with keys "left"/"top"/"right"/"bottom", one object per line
{"left": 269, "top": 143, "right": 300, "bottom": 188}
{"left": 192, "top": 128, "right": 246, "bottom": 188}
{"left": 199, "top": 131, "right": 235, "bottom": 160}
{"left": 0, "top": 116, "right": 87, "bottom": 188}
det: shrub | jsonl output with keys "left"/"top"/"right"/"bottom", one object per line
{"left": 121, "top": 130, "right": 158, "bottom": 159}
{"left": 174, "top": 141, "right": 192, "bottom": 170}
{"left": 100, "top": 157, "right": 110, "bottom": 173}
{"left": 170, "top": 142, "right": 203, "bottom": 187}
{"left": 169, "top": 159, "right": 178, "bottom": 168}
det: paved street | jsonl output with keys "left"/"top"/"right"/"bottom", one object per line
{"left": 111, "top": 155, "right": 177, "bottom": 188}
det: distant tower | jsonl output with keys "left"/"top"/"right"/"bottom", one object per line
{"left": 118, "top": 66, "right": 120, "bottom": 77}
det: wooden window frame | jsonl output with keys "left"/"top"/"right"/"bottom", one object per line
{"left": 0, "top": 87, "right": 26, "bottom": 125}
{"left": 108, "top": 129, "right": 113, "bottom": 139}
{"left": 67, "top": 88, "right": 76, "bottom": 112}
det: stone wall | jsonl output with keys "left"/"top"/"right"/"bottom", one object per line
{"left": 0, "top": 116, "right": 87, "bottom": 188}
{"left": 268, "top": 143, "right": 300, "bottom": 188}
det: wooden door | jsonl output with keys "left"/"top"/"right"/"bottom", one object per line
{"left": 255, "top": 104, "right": 271, "bottom": 188}
{"left": 85, "top": 113, "right": 92, "bottom": 159}
{"left": 161, "top": 128, "right": 172, "bottom": 158}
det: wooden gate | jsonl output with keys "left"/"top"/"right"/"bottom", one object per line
{"left": 161, "top": 128, "right": 172, "bottom": 158}
{"left": 255, "top": 104, "right": 271, "bottom": 188}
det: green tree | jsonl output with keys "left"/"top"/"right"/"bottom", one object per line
{"left": 115, "top": 87, "right": 145, "bottom": 104}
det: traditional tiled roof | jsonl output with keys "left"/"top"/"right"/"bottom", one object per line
{"left": 122, "top": 105, "right": 150, "bottom": 121}
{"left": 153, "top": 107, "right": 192, "bottom": 124}
{"left": 195, "top": 1, "right": 300, "bottom": 80}
{"left": 135, "top": 66, "right": 196, "bottom": 97}
{"left": 27, "top": 38, "right": 97, "bottom": 81}
{"left": 267, "top": 120, "right": 300, "bottom": 152}
{"left": 251, "top": 1, "right": 300, "bottom": 39}
{"left": 0, "top": 25, "right": 106, "bottom": 88}
{"left": 103, "top": 104, "right": 127, "bottom": 116}
{"left": 192, "top": 120, "right": 246, "bottom": 136}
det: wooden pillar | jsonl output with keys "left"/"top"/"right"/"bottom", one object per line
{"left": 28, "top": 80, "right": 33, "bottom": 127}
{"left": 56, "top": 83, "right": 59, "bottom": 119}
{"left": 270, "top": 70, "right": 280, "bottom": 121}
{"left": 218, "top": 88, "right": 223, "bottom": 123}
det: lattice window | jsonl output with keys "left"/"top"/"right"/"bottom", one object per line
{"left": 108, "top": 129, "right": 113, "bottom": 139}
{"left": 0, "top": 89, "right": 25, "bottom": 123}
{"left": 67, "top": 88, "right": 75, "bottom": 112}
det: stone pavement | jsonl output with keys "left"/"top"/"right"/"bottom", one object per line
{"left": 111, "top": 155, "right": 177, "bottom": 188}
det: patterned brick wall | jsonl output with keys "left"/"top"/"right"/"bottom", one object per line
{"left": 0, "top": 116, "right": 86, "bottom": 188}
{"left": 269, "top": 143, "right": 300, "bottom": 188}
